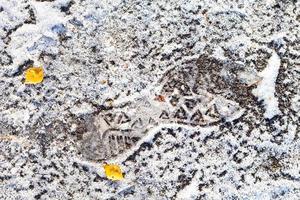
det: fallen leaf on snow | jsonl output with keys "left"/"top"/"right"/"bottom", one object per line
{"left": 24, "top": 67, "right": 44, "bottom": 84}
{"left": 154, "top": 95, "right": 166, "bottom": 102}
{"left": 103, "top": 164, "right": 124, "bottom": 181}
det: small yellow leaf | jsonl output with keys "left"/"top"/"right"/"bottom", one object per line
{"left": 103, "top": 164, "right": 124, "bottom": 181}
{"left": 24, "top": 67, "right": 44, "bottom": 84}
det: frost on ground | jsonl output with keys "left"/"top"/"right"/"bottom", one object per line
{"left": 252, "top": 51, "right": 281, "bottom": 119}
{"left": 0, "top": 0, "right": 300, "bottom": 199}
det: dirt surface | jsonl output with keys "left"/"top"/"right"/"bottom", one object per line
{"left": 0, "top": 0, "right": 300, "bottom": 199}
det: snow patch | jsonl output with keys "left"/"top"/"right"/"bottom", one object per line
{"left": 6, "top": 1, "right": 67, "bottom": 66}
{"left": 3, "top": 109, "right": 30, "bottom": 126}
{"left": 252, "top": 51, "right": 281, "bottom": 119}
{"left": 176, "top": 170, "right": 201, "bottom": 199}
{"left": 70, "top": 102, "right": 95, "bottom": 116}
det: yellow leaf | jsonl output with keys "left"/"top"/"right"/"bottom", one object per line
{"left": 103, "top": 164, "right": 124, "bottom": 181}
{"left": 24, "top": 67, "right": 44, "bottom": 84}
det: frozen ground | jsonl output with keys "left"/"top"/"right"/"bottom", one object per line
{"left": 0, "top": 0, "right": 300, "bottom": 199}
